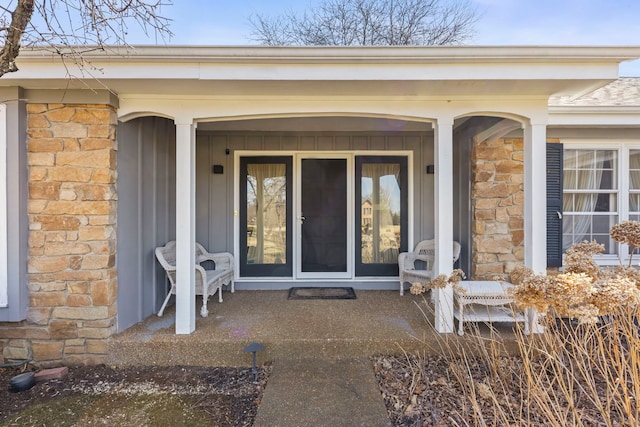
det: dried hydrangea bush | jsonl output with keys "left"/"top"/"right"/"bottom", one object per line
{"left": 383, "top": 222, "right": 640, "bottom": 426}
{"left": 511, "top": 222, "right": 640, "bottom": 323}
{"left": 409, "top": 269, "right": 466, "bottom": 295}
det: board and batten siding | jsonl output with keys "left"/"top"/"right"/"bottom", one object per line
{"left": 117, "top": 117, "right": 176, "bottom": 331}
{"left": 195, "top": 131, "right": 435, "bottom": 263}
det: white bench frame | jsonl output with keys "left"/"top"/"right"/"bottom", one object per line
{"left": 155, "top": 241, "right": 234, "bottom": 318}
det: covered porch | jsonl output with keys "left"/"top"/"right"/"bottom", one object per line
{"left": 107, "top": 46, "right": 640, "bottom": 336}
{"left": 107, "top": 290, "right": 521, "bottom": 366}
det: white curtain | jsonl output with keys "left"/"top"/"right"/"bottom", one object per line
{"left": 247, "top": 164, "right": 286, "bottom": 264}
{"left": 562, "top": 151, "right": 605, "bottom": 249}
{"left": 629, "top": 150, "right": 640, "bottom": 213}
{"left": 362, "top": 163, "right": 400, "bottom": 263}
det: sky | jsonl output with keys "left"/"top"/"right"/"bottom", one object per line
{"left": 127, "top": 0, "right": 640, "bottom": 76}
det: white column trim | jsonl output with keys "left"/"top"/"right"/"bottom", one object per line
{"left": 524, "top": 122, "right": 547, "bottom": 272}
{"left": 433, "top": 115, "right": 455, "bottom": 333}
{"left": 524, "top": 121, "right": 547, "bottom": 334}
{"left": 175, "top": 120, "right": 196, "bottom": 334}
{"left": 0, "top": 104, "right": 7, "bottom": 308}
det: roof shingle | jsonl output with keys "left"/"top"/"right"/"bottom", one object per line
{"left": 549, "top": 77, "right": 640, "bottom": 107}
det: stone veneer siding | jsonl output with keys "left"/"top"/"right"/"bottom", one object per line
{"left": 0, "top": 103, "right": 117, "bottom": 366}
{"left": 471, "top": 137, "right": 524, "bottom": 279}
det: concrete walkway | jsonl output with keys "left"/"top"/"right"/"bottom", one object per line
{"left": 254, "top": 358, "right": 391, "bottom": 427}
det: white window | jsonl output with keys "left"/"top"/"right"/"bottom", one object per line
{"left": 628, "top": 149, "right": 640, "bottom": 223}
{"left": 563, "top": 143, "right": 640, "bottom": 260}
{"left": 0, "top": 103, "right": 7, "bottom": 307}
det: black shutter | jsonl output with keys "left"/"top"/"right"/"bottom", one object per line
{"left": 547, "top": 143, "right": 563, "bottom": 267}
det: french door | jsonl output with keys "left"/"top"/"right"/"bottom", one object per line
{"left": 355, "top": 156, "right": 408, "bottom": 276}
{"left": 296, "top": 155, "right": 352, "bottom": 279}
{"left": 239, "top": 156, "right": 292, "bottom": 277}
{"left": 239, "top": 153, "right": 407, "bottom": 279}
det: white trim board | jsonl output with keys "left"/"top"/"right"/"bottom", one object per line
{"left": 0, "top": 104, "right": 7, "bottom": 307}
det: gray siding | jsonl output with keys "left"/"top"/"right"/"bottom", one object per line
{"left": 195, "top": 131, "right": 434, "bottom": 256}
{"left": 117, "top": 117, "right": 176, "bottom": 332}
{"left": 0, "top": 88, "right": 28, "bottom": 322}
{"left": 452, "top": 125, "right": 475, "bottom": 277}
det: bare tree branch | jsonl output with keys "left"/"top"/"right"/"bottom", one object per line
{"left": 0, "top": 0, "right": 173, "bottom": 78}
{"left": 0, "top": 0, "right": 34, "bottom": 76}
{"left": 249, "top": 0, "right": 479, "bottom": 47}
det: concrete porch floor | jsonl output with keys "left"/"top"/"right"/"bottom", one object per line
{"left": 107, "top": 290, "right": 521, "bottom": 366}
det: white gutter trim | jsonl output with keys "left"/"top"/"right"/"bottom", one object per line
{"left": 15, "top": 45, "right": 640, "bottom": 65}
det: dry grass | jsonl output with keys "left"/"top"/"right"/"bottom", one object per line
{"left": 378, "top": 302, "right": 639, "bottom": 426}
{"left": 381, "top": 222, "right": 640, "bottom": 426}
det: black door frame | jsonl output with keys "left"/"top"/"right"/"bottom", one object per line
{"left": 355, "top": 155, "right": 409, "bottom": 276}
{"left": 239, "top": 156, "right": 293, "bottom": 277}
{"left": 238, "top": 152, "right": 410, "bottom": 279}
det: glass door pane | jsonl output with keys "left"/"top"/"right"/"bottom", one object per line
{"left": 355, "top": 156, "right": 407, "bottom": 276}
{"left": 240, "top": 156, "right": 292, "bottom": 277}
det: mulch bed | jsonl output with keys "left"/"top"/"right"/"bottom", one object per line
{"left": 0, "top": 364, "right": 270, "bottom": 426}
{"left": 2, "top": 353, "right": 620, "bottom": 426}
{"left": 372, "top": 353, "right": 621, "bottom": 427}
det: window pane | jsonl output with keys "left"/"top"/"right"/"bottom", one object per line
{"left": 630, "top": 149, "right": 640, "bottom": 190}
{"left": 563, "top": 193, "right": 618, "bottom": 213}
{"left": 595, "top": 193, "right": 616, "bottom": 212}
{"left": 630, "top": 172, "right": 640, "bottom": 190}
{"left": 576, "top": 151, "right": 595, "bottom": 169}
{"left": 592, "top": 215, "right": 612, "bottom": 234}
{"left": 246, "top": 164, "right": 287, "bottom": 265}
{"left": 630, "top": 193, "right": 640, "bottom": 213}
{"left": 563, "top": 194, "right": 574, "bottom": 212}
{"left": 563, "top": 149, "right": 619, "bottom": 255}
{"left": 563, "top": 170, "right": 578, "bottom": 190}
{"left": 562, "top": 213, "right": 618, "bottom": 254}
{"left": 361, "top": 163, "right": 401, "bottom": 264}
{"left": 564, "top": 150, "right": 577, "bottom": 168}
{"left": 594, "top": 233, "right": 615, "bottom": 254}
{"left": 596, "top": 150, "right": 616, "bottom": 170}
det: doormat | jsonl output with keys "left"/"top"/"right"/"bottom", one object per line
{"left": 288, "top": 287, "right": 356, "bottom": 300}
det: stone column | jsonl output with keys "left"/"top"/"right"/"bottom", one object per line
{"left": 3, "top": 103, "right": 117, "bottom": 365}
{"left": 471, "top": 137, "right": 524, "bottom": 279}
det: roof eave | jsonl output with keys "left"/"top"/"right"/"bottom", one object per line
{"left": 14, "top": 45, "right": 640, "bottom": 65}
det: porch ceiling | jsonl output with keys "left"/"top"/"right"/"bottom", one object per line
{"left": 3, "top": 45, "right": 640, "bottom": 99}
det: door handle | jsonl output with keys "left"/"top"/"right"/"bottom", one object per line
{"left": 300, "top": 216, "right": 306, "bottom": 224}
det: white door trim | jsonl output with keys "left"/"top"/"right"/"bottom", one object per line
{"left": 234, "top": 150, "right": 413, "bottom": 282}
{"left": 295, "top": 153, "right": 354, "bottom": 279}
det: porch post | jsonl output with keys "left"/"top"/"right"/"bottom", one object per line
{"left": 524, "top": 121, "right": 547, "bottom": 334}
{"left": 175, "top": 119, "right": 196, "bottom": 334}
{"left": 433, "top": 115, "right": 455, "bottom": 333}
